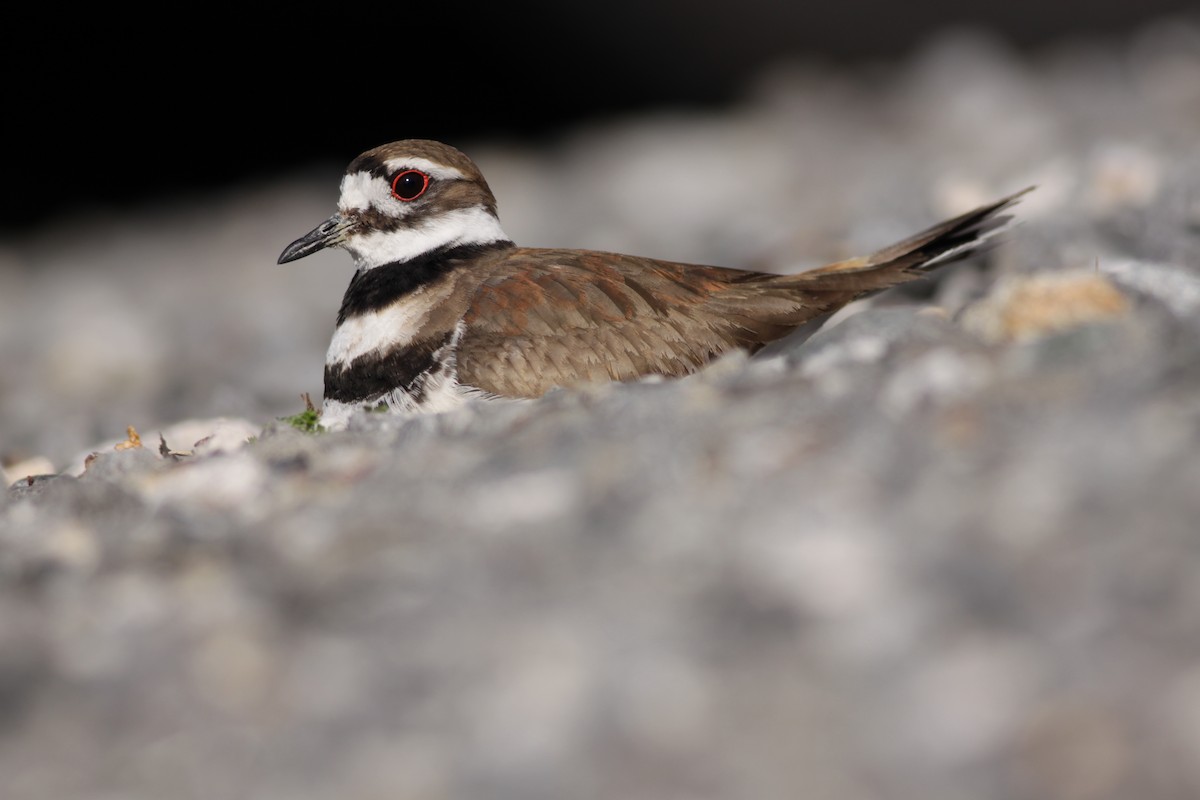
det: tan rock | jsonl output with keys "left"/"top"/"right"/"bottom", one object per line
{"left": 3, "top": 455, "right": 58, "bottom": 485}
{"left": 962, "top": 271, "right": 1130, "bottom": 344}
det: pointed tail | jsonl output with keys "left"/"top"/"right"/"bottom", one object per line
{"left": 782, "top": 187, "right": 1033, "bottom": 295}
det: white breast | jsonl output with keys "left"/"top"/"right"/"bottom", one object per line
{"left": 324, "top": 287, "right": 441, "bottom": 368}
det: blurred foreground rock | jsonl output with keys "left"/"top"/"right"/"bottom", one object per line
{"left": 3, "top": 19, "right": 1200, "bottom": 800}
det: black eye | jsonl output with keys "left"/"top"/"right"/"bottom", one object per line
{"left": 391, "top": 169, "right": 430, "bottom": 201}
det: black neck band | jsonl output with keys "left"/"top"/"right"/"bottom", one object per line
{"left": 336, "top": 240, "right": 514, "bottom": 324}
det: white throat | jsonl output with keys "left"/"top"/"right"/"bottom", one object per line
{"left": 346, "top": 206, "right": 510, "bottom": 270}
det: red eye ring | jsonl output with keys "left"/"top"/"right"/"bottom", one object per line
{"left": 391, "top": 169, "right": 430, "bottom": 201}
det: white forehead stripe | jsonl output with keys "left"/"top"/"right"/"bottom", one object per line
{"left": 383, "top": 156, "right": 466, "bottom": 181}
{"left": 338, "top": 157, "right": 468, "bottom": 212}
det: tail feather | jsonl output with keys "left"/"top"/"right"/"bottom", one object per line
{"left": 783, "top": 187, "right": 1033, "bottom": 294}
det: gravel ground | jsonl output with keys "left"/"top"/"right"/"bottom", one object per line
{"left": 3, "top": 20, "right": 1200, "bottom": 800}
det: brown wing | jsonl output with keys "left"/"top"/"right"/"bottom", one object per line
{"left": 456, "top": 188, "right": 1031, "bottom": 397}
{"left": 454, "top": 252, "right": 788, "bottom": 396}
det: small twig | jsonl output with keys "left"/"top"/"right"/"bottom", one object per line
{"left": 158, "top": 433, "right": 192, "bottom": 461}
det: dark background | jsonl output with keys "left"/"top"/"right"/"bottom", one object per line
{"left": 7, "top": 1, "right": 1193, "bottom": 234}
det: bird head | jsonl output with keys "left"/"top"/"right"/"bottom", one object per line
{"left": 278, "top": 139, "right": 509, "bottom": 270}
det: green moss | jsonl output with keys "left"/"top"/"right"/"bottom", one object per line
{"left": 280, "top": 406, "right": 324, "bottom": 434}
{"left": 278, "top": 393, "right": 324, "bottom": 434}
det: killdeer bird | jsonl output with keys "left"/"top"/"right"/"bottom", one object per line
{"left": 279, "top": 139, "right": 1028, "bottom": 429}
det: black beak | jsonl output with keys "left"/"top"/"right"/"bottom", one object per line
{"left": 278, "top": 213, "right": 353, "bottom": 264}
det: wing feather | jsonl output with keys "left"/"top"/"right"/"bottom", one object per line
{"left": 454, "top": 189, "right": 1030, "bottom": 396}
